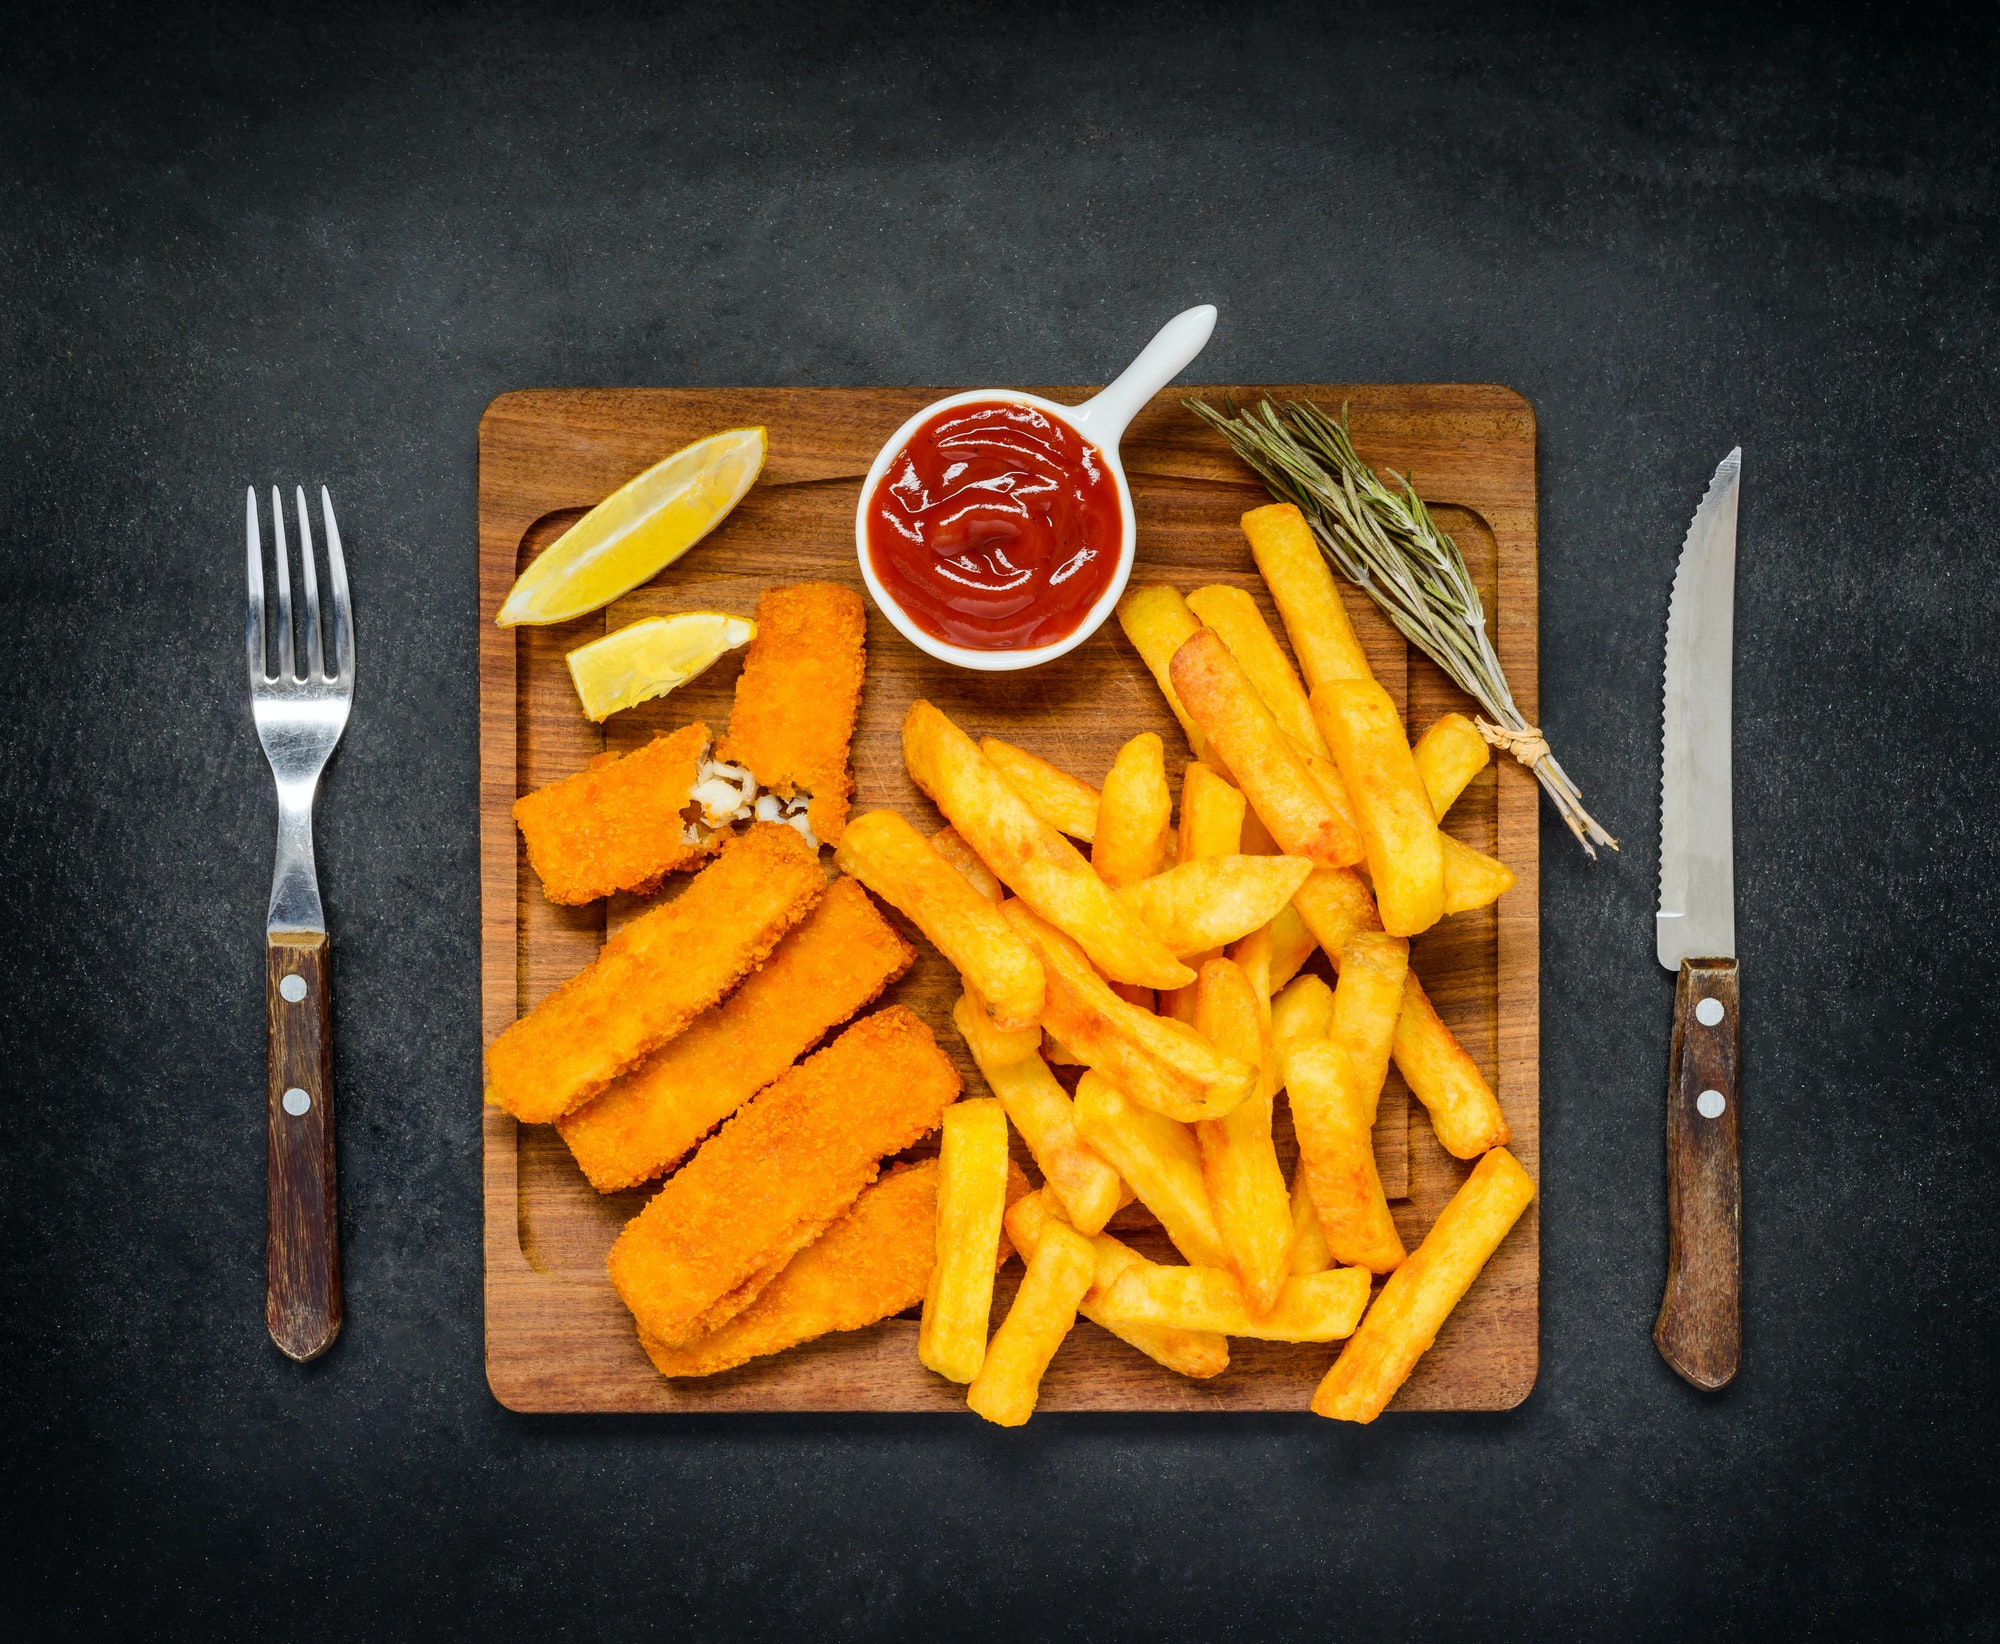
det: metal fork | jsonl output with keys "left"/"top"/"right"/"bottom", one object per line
{"left": 246, "top": 485, "right": 355, "bottom": 1361}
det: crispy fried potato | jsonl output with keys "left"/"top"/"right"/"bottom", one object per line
{"left": 1093, "top": 733, "right": 1174, "bottom": 888}
{"left": 1003, "top": 901, "right": 1256, "bottom": 1123}
{"left": 1288, "top": 1165, "right": 1334, "bottom": 1275}
{"left": 1266, "top": 903, "right": 1320, "bottom": 991}
{"left": 1289, "top": 865, "right": 1384, "bottom": 966}
{"left": 1312, "top": 1147, "right": 1535, "bottom": 1422}
{"left": 1225, "top": 923, "right": 1274, "bottom": 1027}
{"left": 1271, "top": 972, "right": 1335, "bottom": 1085}
{"left": 1285, "top": 1039, "right": 1406, "bottom": 1274}
{"left": 966, "top": 1218, "right": 1095, "bottom": 1426}
{"left": 1120, "top": 855, "right": 1316, "bottom": 958}
{"left": 1115, "top": 584, "right": 1209, "bottom": 758}
{"left": 1395, "top": 972, "right": 1511, "bottom": 1158}
{"left": 1312, "top": 678, "right": 1444, "bottom": 936}
{"left": 1171, "top": 629, "right": 1362, "bottom": 867}
{"left": 1164, "top": 761, "right": 1247, "bottom": 1022}
{"left": 953, "top": 993, "right": 1125, "bottom": 1236}
{"left": 1329, "top": 930, "right": 1410, "bottom": 1118}
{"left": 952, "top": 983, "right": 1045, "bottom": 1066}
{"left": 918, "top": 1099, "right": 1012, "bottom": 1383}
{"left": 1072, "top": 1072, "right": 1230, "bottom": 1269}
{"left": 1194, "top": 959, "right": 1293, "bottom": 1313}
{"left": 1440, "top": 832, "right": 1517, "bottom": 914}
{"left": 1301, "top": 747, "right": 1363, "bottom": 840}
{"left": 1187, "top": 584, "right": 1330, "bottom": 758}
{"left": 1007, "top": 1191, "right": 1228, "bottom": 1378}
{"left": 1240, "top": 503, "right": 1373, "bottom": 689}
{"left": 1097, "top": 1264, "right": 1370, "bottom": 1342}
{"left": 903, "top": 701, "right": 1191, "bottom": 990}
{"left": 837, "top": 810, "right": 1046, "bottom": 1031}
{"left": 980, "top": 738, "right": 1101, "bottom": 842}
{"left": 932, "top": 825, "right": 1004, "bottom": 903}
{"left": 1413, "top": 712, "right": 1491, "bottom": 819}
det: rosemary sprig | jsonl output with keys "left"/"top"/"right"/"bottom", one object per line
{"left": 1188, "top": 395, "right": 1617, "bottom": 857}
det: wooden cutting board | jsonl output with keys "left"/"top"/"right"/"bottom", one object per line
{"left": 479, "top": 384, "right": 1539, "bottom": 1413}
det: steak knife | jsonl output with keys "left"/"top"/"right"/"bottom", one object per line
{"left": 1654, "top": 447, "right": 1742, "bottom": 1390}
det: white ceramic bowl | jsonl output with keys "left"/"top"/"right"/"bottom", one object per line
{"left": 854, "top": 304, "right": 1217, "bottom": 672}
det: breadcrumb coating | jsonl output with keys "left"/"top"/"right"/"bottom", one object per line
{"left": 557, "top": 877, "right": 916, "bottom": 1192}
{"left": 607, "top": 1005, "right": 961, "bottom": 1346}
{"left": 512, "top": 722, "right": 718, "bottom": 905}
{"left": 483, "top": 824, "right": 826, "bottom": 1125}
{"left": 719, "top": 582, "right": 866, "bottom": 847}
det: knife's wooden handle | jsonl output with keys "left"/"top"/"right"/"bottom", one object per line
{"left": 1655, "top": 956, "right": 1739, "bottom": 1389}
{"left": 267, "top": 932, "right": 341, "bottom": 1361}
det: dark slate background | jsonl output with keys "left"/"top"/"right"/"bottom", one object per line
{"left": 4, "top": 2, "right": 1996, "bottom": 1637}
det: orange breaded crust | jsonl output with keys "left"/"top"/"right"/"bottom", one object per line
{"left": 484, "top": 824, "right": 826, "bottom": 1125}
{"left": 557, "top": 877, "right": 917, "bottom": 1192}
{"left": 638, "top": 1158, "right": 1033, "bottom": 1377}
{"left": 718, "top": 583, "right": 866, "bottom": 846}
{"left": 512, "top": 723, "right": 717, "bottom": 905}
{"left": 607, "top": 1004, "right": 962, "bottom": 1346}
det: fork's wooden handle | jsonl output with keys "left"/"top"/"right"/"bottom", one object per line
{"left": 268, "top": 932, "right": 341, "bottom": 1360}
{"left": 1655, "top": 957, "right": 1739, "bottom": 1389}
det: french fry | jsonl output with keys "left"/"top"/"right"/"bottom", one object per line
{"left": 1328, "top": 929, "right": 1410, "bottom": 1117}
{"left": 1394, "top": 972, "right": 1511, "bottom": 1157}
{"left": 917, "top": 1098, "right": 1012, "bottom": 1384}
{"left": 1413, "top": 712, "right": 1491, "bottom": 819}
{"left": 1164, "top": 761, "right": 1247, "bottom": 1022}
{"left": 1271, "top": 972, "right": 1335, "bottom": 1084}
{"left": 1440, "top": 832, "right": 1517, "bottom": 914}
{"left": 1115, "top": 584, "right": 1209, "bottom": 758}
{"left": 952, "top": 983, "right": 1046, "bottom": 1066}
{"left": 1120, "top": 855, "right": 1315, "bottom": 958}
{"left": 1043, "top": 1032, "right": 1085, "bottom": 1066}
{"left": 980, "top": 737, "right": 1101, "bottom": 842}
{"left": 932, "top": 824, "right": 1003, "bottom": 903}
{"left": 1267, "top": 903, "right": 1320, "bottom": 991}
{"left": 1007, "top": 1191, "right": 1227, "bottom": 1378}
{"left": 1093, "top": 733, "right": 1174, "bottom": 888}
{"left": 903, "top": 701, "right": 1191, "bottom": 990}
{"left": 1301, "top": 747, "right": 1363, "bottom": 840}
{"left": 1194, "top": 959, "right": 1293, "bottom": 1313}
{"left": 1225, "top": 923, "right": 1274, "bottom": 1028}
{"left": 1170, "top": 629, "right": 1362, "bottom": 867}
{"left": 1097, "top": 1264, "right": 1370, "bottom": 1342}
{"left": 965, "top": 1218, "right": 1096, "bottom": 1426}
{"left": 1186, "top": 584, "right": 1330, "bottom": 757}
{"left": 1289, "top": 1166, "right": 1333, "bottom": 1274}
{"left": 1239, "top": 502, "right": 1373, "bottom": 688}
{"left": 1312, "top": 678, "right": 1444, "bottom": 936}
{"left": 836, "top": 810, "right": 1047, "bottom": 1032}
{"left": 953, "top": 993, "right": 1125, "bottom": 1236}
{"left": 1290, "top": 865, "right": 1384, "bottom": 962}
{"left": 1072, "top": 1071, "right": 1230, "bottom": 1269}
{"left": 1285, "top": 1039, "right": 1406, "bottom": 1274}
{"left": 1312, "top": 1147, "right": 1536, "bottom": 1423}
{"left": 1003, "top": 901, "right": 1255, "bottom": 1123}
{"left": 1240, "top": 806, "right": 1281, "bottom": 856}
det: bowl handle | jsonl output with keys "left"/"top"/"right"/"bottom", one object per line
{"left": 1069, "top": 305, "right": 1217, "bottom": 451}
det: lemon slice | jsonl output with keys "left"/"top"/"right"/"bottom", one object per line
{"left": 497, "top": 427, "right": 768, "bottom": 626}
{"left": 565, "top": 612, "right": 757, "bottom": 722}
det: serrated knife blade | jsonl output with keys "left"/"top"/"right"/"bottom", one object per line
{"left": 1657, "top": 447, "right": 1739, "bottom": 969}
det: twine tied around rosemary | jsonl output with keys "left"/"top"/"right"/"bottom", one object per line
{"left": 1186, "top": 394, "right": 1618, "bottom": 858}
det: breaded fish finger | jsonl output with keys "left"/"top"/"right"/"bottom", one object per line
{"left": 637, "top": 1157, "right": 1032, "bottom": 1378}
{"left": 484, "top": 824, "right": 825, "bottom": 1125}
{"left": 719, "top": 582, "right": 866, "bottom": 847}
{"left": 608, "top": 1005, "right": 961, "bottom": 1346}
{"left": 557, "top": 877, "right": 916, "bottom": 1192}
{"left": 511, "top": 722, "right": 719, "bottom": 905}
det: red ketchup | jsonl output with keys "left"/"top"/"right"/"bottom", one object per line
{"left": 864, "top": 399, "right": 1123, "bottom": 651}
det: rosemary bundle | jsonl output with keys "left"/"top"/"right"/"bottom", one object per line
{"left": 1188, "top": 396, "right": 1616, "bottom": 857}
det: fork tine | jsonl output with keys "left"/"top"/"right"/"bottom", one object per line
{"left": 320, "top": 487, "right": 355, "bottom": 686}
{"left": 270, "top": 485, "right": 295, "bottom": 681}
{"left": 246, "top": 487, "right": 267, "bottom": 683}
{"left": 294, "top": 486, "right": 325, "bottom": 681}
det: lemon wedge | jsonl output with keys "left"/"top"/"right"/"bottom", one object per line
{"left": 497, "top": 426, "right": 768, "bottom": 626}
{"left": 565, "top": 612, "right": 757, "bottom": 722}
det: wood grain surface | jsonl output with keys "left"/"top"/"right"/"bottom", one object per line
{"left": 479, "top": 385, "right": 1539, "bottom": 1413}
{"left": 267, "top": 932, "right": 341, "bottom": 1362}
